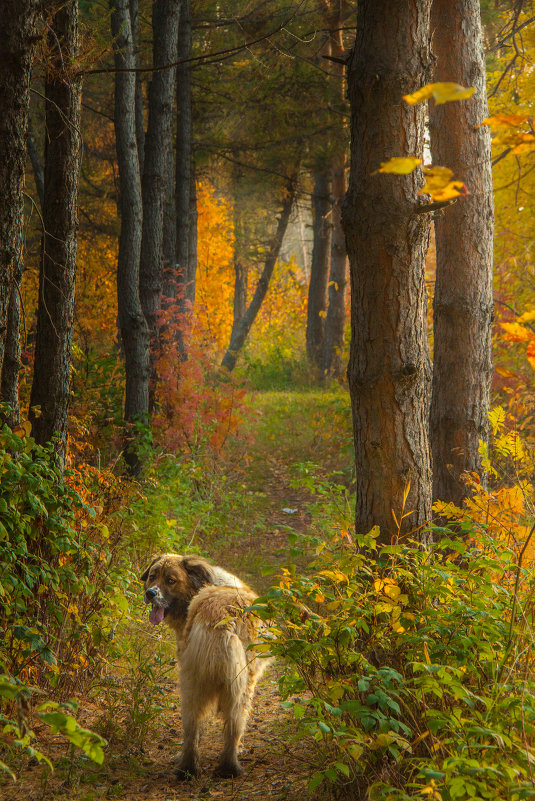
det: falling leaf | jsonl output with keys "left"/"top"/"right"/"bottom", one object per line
{"left": 404, "top": 82, "right": 475, "bottom": 106}
{"left": 479, "top": 112, "right": 532, "bottom": 129}
{"left": 375, "top": 157, "right": 422, "bottom": 175}
{"left": 420, "top": 166, "right": 468, "bottom": 202}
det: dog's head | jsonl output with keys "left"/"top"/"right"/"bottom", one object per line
{"left": 140, "top": 553, "right": 213, "bottom": 627}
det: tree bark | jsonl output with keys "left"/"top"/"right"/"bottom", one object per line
{"left": 110, "top": 0, "right": 150, "bottom": 443}
{"left": 221, "top": 178, "right": 298, "bottom": 372}
{"left": 230, "top": 173, "right": 248, "bottom": 342}
{"left": 322, "top": 155, "right": 347, "bottom": 379}
{"left": 139, "top": 0, "right": 180, "bottom": 410}
{"left": 29, "top": 0, "right": 82, "bottom": 467}
{"left": 429, "top": 0, "right": 494, "bottom": 506}
{"left": 343, "top": 0, "right": 432, "bottom": 543}
{"left": 129, "top": 0, "right": 145, "bottom": 176}
{"left": 174, "top": 0, "right": 193, "bottom": 302}
{"left": 321, "top": 8, "right": 348, "bottom": 380}
{"left": 0, "top": 0, "right": 40, "bottom": 381}
{"left": 306, "top": 170, "right": 331, "bottom": 369}
{"left": 186, "top": 156, "right": 198, "bottom": 307}
{"left": 1, "top": 271, "right": 22, "bottom": 428}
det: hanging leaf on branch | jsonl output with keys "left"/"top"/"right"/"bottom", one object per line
{"left": 478, "top": 113, "right": 535, "bottom": 155}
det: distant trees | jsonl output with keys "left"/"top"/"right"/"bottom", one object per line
{"left": 221, "top": 175, "right": 299, "bottom": 372}
{"left": 344, "top": 0, "right": 432, "bottom": 541}
{"left": 429, "top": 0, "right": 494, "bottom": 506}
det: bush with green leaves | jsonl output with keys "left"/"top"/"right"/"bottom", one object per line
{"left": 254, "top": 523, "right": 535, "bottom": 801}
{"left": 0, "top": 421, "right": 126, "bottom": 778}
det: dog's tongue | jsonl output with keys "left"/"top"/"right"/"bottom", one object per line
{"left": 149, "top": 605, "right": 165, "bottom": 625}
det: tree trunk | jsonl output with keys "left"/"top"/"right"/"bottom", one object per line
{"left": 186, "top": 156, "right": 198, "bottom": 307}
{"left": 29, "top": 0, "right": 82, "bottom": 467}
{"left": 174, "top": 0, "right": 193, "bottom": 302}
{"left": 221, "top": 178, "right": 297, "bottom": 372}
{"left": 129, "top": 0, "right": 145, "bottom": 176}
{"left": 322, "top": 156, "right": 347, "bottom": 379}
{"left": 306, "top": 170, "right": 331, "bottom": 369}
{"left": 343, "top": 0, "right": 432, "bottom": 543}
{"left": 429, "top": 0, "right": 494, "bottom": 506}
{"left": 230, "top": 176, "right": 248, "bottom": 341}
{"left": 139, "top": 0, "right": 180, "bottom": 411}
{"left": 1, "top": 271, "right": 22, "bottom": 428}
{"left": 110, "top": 0, "right": 150, "bottom": 449}
{"left": 321, "top": 11, "right": 348, "bottom": 381}
{"left": 0, "top": 0, "right": 40, "bottom": 380}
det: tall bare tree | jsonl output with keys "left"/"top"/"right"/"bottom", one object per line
{"left": 321, "top": 2, "right": 348, "bottom": 380}
{"left": 429, "top": 0, "right": 494, "bottom": 506}
{"left": 29, "top": 0, "right": 82, "bottom": 466}
{"left": 306, "top": 170, "right": 331, "bottom": 370}
{"left": 343, "top": 0, "right": 432, "bottom": 542}
{"left": 0, "top": 1, "right": 40, "bottom": 392}
{"left": 139, "top": 0, "right": 180, "bottom": 409}
{"left": 110, "top": 0, "right": 150, "bottom": 463}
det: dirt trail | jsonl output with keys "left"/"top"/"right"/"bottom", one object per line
{"left": 2, "top": 390, "right": 351, "bottom": 801}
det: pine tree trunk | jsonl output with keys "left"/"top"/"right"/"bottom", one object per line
{"left": 186, "top": 157, "right": 198, "bottom": 307}
{"left": 429, "top": 0, "right": 494, "bottom": 506}
{"left": 306, "top": 170, "right": 331, "bottom": 369}
{"left": 343, "top": 0, "right": 432, "bottom": 543}
{"left": 0, "top": 0, "right": 40, "bottom": 380}
{"left": 139, "top": 0, "right": 180, "bottom": 411}
{"left": 322, "top": 156, "right": 347, "bottom": 379}
{"left": 221, "top": 179, "right": 297, "bottom": 372}
{"left": 231, "top": 190, "right": 248, "bottom": 340}
{"left": 1, "top": 272, "right": 22, "bottom": 428}
{"left": 110, "top": 0, "right": 150, "bottom": 445}
{"left": 321, "top": 13, "right": 348, "bottom": 380}
{"left": 29, "top": 0, "right": 82, "bottom": 467}
{"left": 174, "top": 0, "right": 193, "bottom": 301}
{"left": 129, "top": 0, "right": 145, "bottom": 176}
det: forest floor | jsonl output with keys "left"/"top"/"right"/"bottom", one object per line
{"left": 2, "top": 388, "right": 352, "bottom": 801}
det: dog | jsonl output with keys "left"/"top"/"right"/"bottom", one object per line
{"left": 141, "top": 553, "right": 269, "bottom": 778}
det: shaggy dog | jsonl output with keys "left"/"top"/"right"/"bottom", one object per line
{"left": 141, "top": 553, "right": 268, "bottom": 778}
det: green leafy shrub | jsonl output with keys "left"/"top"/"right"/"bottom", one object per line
{"left": 0, "top": 421, "right": 127, "bottom": 777}
{"left": 254, "top": 524, "right": 535, "bottom": 800}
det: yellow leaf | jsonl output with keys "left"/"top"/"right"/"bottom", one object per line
{"left": 420, "top": 166, "right": 468, "bottom": 201}
{"left": 404, "top": 82, "right": 475, "bottom": 105}
{"left": 518, "top": 309, "right": 535, "bottom": 323}
{"left": 489, "top": 406, "right": 506, "bottom": 435}
{"left": 318, "top": 310, "right": 327, "bottom": 318}
{"left": 375, "top": 156, "right": 422, "bottom": 175}
{"left": 384, "top": 584, "right": 401, "bottom": 601}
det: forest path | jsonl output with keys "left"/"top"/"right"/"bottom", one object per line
{"left": 3, "top": 389, "right": 350, "bottom": 801}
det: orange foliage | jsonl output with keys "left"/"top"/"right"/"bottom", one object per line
{"left": 193, "top": 181, "right": 235, "bottom": 350}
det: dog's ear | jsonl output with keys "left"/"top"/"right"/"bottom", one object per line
{"left": 140, "top": 556, "right": 161, "bottom": 583}
{"left": 182, "top": 557, "right": 212, "bottom": 592}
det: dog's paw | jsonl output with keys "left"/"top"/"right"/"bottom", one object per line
{"left": 214, "top": 759, "right": 243, "bottom": 778}
{"left": 175, "top": 761, "right": 201, "bottom": 780}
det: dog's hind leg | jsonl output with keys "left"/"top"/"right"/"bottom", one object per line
{"left": 214, "top": 637, "right": 259, "bottom": 778}
{"left": 175, "top": 669, "right": 215, "bottom": 779}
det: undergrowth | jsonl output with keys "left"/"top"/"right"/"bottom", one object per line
{"left": 254, "top": 427, "right": 535, "bottom": 801}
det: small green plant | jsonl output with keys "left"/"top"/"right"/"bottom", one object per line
{"left": 93, "top": 635, "right": 175, "bottom": 751}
